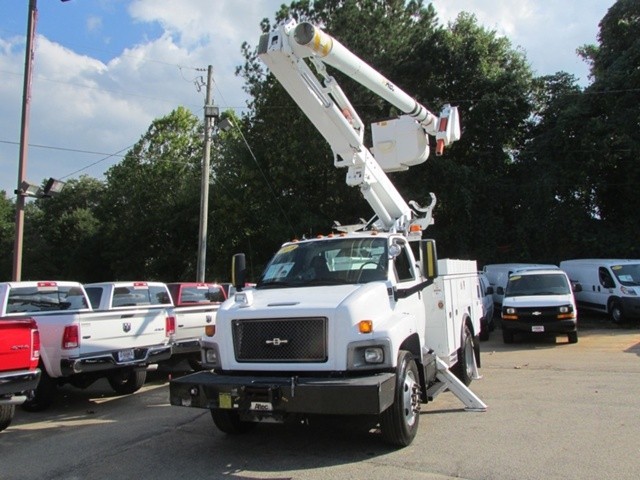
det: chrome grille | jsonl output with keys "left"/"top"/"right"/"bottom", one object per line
{"left": 232, "top": 317, "right": 327, "bottom": 362}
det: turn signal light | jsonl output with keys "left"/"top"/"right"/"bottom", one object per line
{"left": 358, "top": 320, "right": 373, "bottom": 333}
{"left": 205, "top": 325, "right": 216, "bottom": 337}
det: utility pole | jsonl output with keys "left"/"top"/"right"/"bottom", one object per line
{"left": 12, "top": 0, "right": 37, "bottom": 281}
{"left": 196, "top": 65, "right": 216, "bottom": 282}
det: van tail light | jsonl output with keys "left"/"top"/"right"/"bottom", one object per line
{"left": 166, "top": 315, "right": 176, "bottom": 336}
{"left": 31, "top": 327, "right": 41, "bottom": 362}
{"left": 62, "top": 325, "right": 79, "bottom": 349}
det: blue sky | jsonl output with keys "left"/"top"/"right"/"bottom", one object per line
{"left": 0, "top": 0, "right": 617, "bottom": 199}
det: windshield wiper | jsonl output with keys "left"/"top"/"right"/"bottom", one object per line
{"left": 257, "top": 280, "right": 298, "bottom": 289}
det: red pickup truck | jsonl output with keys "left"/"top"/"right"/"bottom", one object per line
{"left": 0, "top": 317, "right": 41, "bottom": 431}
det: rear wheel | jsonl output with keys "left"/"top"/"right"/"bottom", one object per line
{"left": 379, "top": 350, "right": 420, "bottom": 447}
{"left": 107, "top": 368, "right": 146, "bottom": 395}
{"left": 22, "top": 367, "right": 57, "bottom": 412}
{"left": 211, "top": 409, "right": 256, "bottom": 434}
{"left": 453, "top": 325, "right": 475, "bottom": 386}
{"left": 0, "top": 404, "right": 15, "bottom": 432}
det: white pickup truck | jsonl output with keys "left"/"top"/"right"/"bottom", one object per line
{"left": 0, "top": 281, "right": 174, "bottom": 410}
{"left": 165, "top": 282, "right": 227, "bottom": 370}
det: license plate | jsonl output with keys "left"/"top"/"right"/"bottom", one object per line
{"left": 250, "top": 401, "right": 273, "bottom": 412}
{"left": 117, "top": 349, "right": 135, "bottom": 362}
{"left": 531, "top": 325, "right": 545, "bottom": 332}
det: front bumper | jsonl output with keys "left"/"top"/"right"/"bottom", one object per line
{"left": 501, "top": 319, "right": 577, "bottom": 334}
{"left": 170, "top": 371, "right": 396, "bottom": 416}
{"left": 60, "top": 344, "right": 172, "bottom": 376}
{"left": 0, "top": 368, "right": 41, "bottom": 399}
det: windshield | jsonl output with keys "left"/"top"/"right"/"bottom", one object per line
{"left": 611, "top": 264, "right": 640, "bottom": 287}
{"left": 505, "top": 273, "right": 571, "bottom": 297}
{"left": 258, "top": 237, "right": 388, "bottom": 288}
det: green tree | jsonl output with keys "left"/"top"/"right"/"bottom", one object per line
{"left": 99, "top": 107, "right": 204, "bottom": 281}
{"left": 519, "top": 0, "right": 640, "bottom": 259}
{"left": 21, "top": 176, "right": 107, "bottom": 281}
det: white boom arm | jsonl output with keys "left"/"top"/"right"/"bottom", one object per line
{"left": 258, "top": 20, "right": 460, "bottom": 235}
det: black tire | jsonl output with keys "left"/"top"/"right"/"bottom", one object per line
{"left": 22, "top": 367, "right": 57, "bottom": 412}
{"left": 479, "top": 318, "right": 490, "bottom": 341}
{"left": 610, "top": 300, "right": 623, "bottom": 324}
{"left": 502, "top": 328, "right": 514, "bottom": 344}
{"left": 453, "top": 325, "right": 475, "bottom": 386}
{"left": 187, "top": 355, "right": 204, "bottom": 371}
{"left": 0, "top": 404, "right": 15, "bottom": 432}
{"left": 379, "top": 350, "right": 420, "bottom": 447}
{"left": 567, "top": 331, "right": 578, "bottom": 344}
{"left": 107, "top": 368, "right": 146, "bottom": 395}
{"left": 211, "top": 409, "right": 256, "bottom": 434}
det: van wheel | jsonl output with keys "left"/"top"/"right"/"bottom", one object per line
{"left": 0, "top": 405, "right": 15, "bottom": 432}
{"left": 379, "top": 350, "right": 420, "bottom": 447}
{"left": 567, "top": 331, "right": 578, "bottom": 344}
{"left": 107, "top": 368, "right": 146, "bottom": 395}
{"left": 502, "top": 328, "right": 514, "bottom": 344}
{"left": 610, "top": 300, "right": 623, "bottom": 324}
{"left": 453, "top": 325, "right": 475, "bottom": 386}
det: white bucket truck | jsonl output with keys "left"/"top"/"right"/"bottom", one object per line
{"left": 170, "top": 20, "right": 485, "bottom": 447}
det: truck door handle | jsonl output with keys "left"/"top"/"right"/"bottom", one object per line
{"left": 121, "top": 314, "right": 134, "bottom": 318}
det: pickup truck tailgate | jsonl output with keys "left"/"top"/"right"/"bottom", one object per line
{"left": 78, "top": 308, "right": 169, "bottom": 354}
{"left": 0, "top": 318, "right": 37, "bottom": 372}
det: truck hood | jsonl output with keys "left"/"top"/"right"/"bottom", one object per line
{"left": 219, "top": 284, "right": 364, "bottom": 317}
{"left": 503, "top": 294, "right": 574, "bottom": 308}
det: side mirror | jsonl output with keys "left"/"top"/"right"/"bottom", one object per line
{"left": 232, "top": 253, "right": 246, "bottom": 292}
{"left": 572, "top": 282, "right": 582, "bottom": 293}
{"left": 419, "top": 239, "right": 438, "bottom": 279}
{"left": 496, "top": 286, "right": 504, "bottom": 295}
{"left": 486, "top": 286, "right": 494, "bottom": 295}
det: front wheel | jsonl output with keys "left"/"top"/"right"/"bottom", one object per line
{"left": 567, "top": 331, "right": 578, "bottom": 344}
{"left": 379, "top": 350, "right": 421, "bottom": 447}
{"left": 107, "top": 368, "right": 146, "bottom": 395}
{"left": 0, "top": 404, "right": 15, "bottom": 431}
{"left": 610, "top": 300, "right": 623, "bottom": 324}
{"left": 211, "top": 409, "right": 256, "bottom": 434}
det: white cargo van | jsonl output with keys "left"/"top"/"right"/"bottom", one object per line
{"left": 559, "top": 259, "right": 640, "bottom": 323}
{"left": 482, "top": 263, "right": 556, "bottom": 309}
{"left": 498, "top": 268, "right": 578, "bottom": 344}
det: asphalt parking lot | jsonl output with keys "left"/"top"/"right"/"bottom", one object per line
{"left": 2, "top": 316, "right": 639, "bottom": 480}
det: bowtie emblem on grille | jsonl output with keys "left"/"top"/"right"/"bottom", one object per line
{"left": 532, "top": 311, "right": 542, "bottom": 316}
{"left": 265, "top": 337, "right": 288, "bottom": 346}
{"left": 123, "top": 322, "right": 132, "bottom": 332}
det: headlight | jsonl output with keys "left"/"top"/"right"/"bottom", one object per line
{"left": 204, "top": 346, "right": 219, "bottom": 366}
{"left": 559, "top": 305, "right": 573, "bottom": 313}
{"left": 364, "top": 347, "right": 384, "bottom": 364}
{"left": 505, "top": 307, "right": 516, "bottom": 315}
{"left": 621, "top": 286, "right": 637, "bottom": 296}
